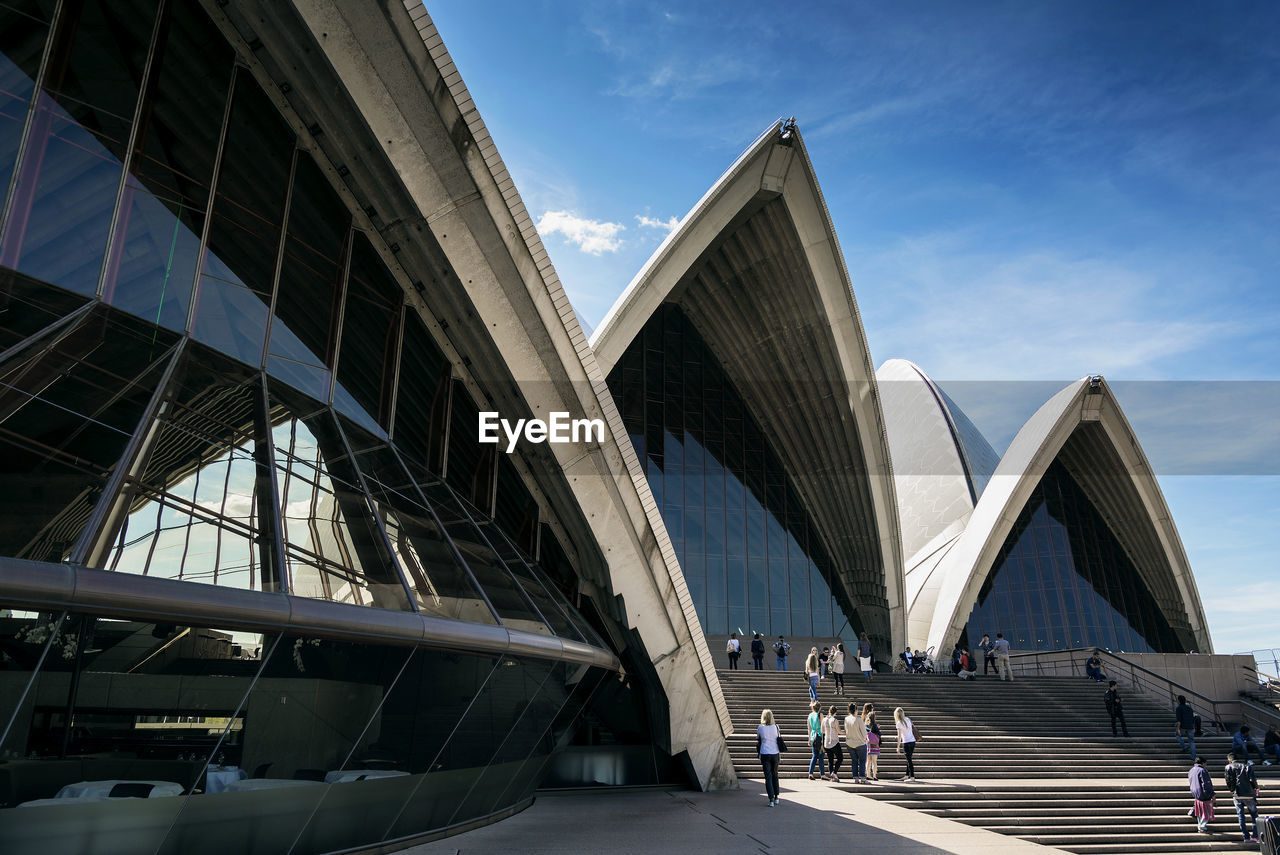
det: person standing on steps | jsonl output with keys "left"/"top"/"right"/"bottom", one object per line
{"left": 773, "top": 635, "right": 791, "bottom": 671}
{"left": 756, "top": 708, "right": 783, "bottom": 807}
{"left": 845, "top": 700, "right": 868, "bottom": 783}
{"left": 978, "top": 633, "right": 996, "bottom": 676}
{"left": 1104, "top": 680, "right": 1129, "bottom": 737}
{"left": 750, "top": 632, "right": 765, "bottom": 670}
{"left": 726, "top": 633, "right": 740, "bottom": 670}
{"left": 1187, "top": 755, "right": 1215, "bottom": 833}
{"left": 864, "top": 704, "right": 881, "bottom": 781}
{"left": 1174, "top": 695, "right": 1197, "bottom": 760}
{"left": 1225, "top": 751, "right": 1262, "bottom": 844}
{"left": 807, "top": 700, "right": 826, "bottom": 780}
{"left": 822, "top": 704, "right": 843, "bottom": 781}
{"left": 893, "top": 707, "right": 918, "bottom": 782}
{"left": 804, "top": 648, "right": 821, "bottom": 702}
{"left": 992, "top": 632, "right": 1012, "bottom": 680}
{"left": 819, "top": 646, "right": 830, "bottom": 679}
{"left": 858, "top": 632, "right": 874, "bottom": 682}
{"left": 831, "top": 642, "right": 846, "bottom": 696}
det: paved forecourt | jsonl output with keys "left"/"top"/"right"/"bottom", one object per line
{"left": 403, "top": 778, "right": 1069, "bottom": 855}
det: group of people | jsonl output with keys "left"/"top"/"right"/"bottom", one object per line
{"left": 756, "top": 701, "right": 920, "bottom": 806}
{"left": 1187, "top": 751, "right": 1272, "bottom": 843}
{"left": 729, "top": 634, "right": 877, "bottom": 681}
{"left": 897, "top": 633, "right": 1015, "bottom": 679}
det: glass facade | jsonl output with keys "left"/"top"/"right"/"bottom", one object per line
{"left": 0, "top": 610, "right": 608, "bottom": 855}
{"left": 0, "top": 2, "right": 649, "bottom": 850}
{"left": 608, "top": 303, "right": 859, "bottom": 641}
{"left": 960, "top": 460, "right": 1187, "bottom": 653}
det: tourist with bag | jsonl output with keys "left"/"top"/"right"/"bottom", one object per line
{"left": 726, "top": 633, "right": 740, "bottom": 669}
{"left": 864, "top": 704, "right": 881, "bottom": 781}
{"left": 773, "top": 636, "right": 791, "bottom": 671}
{"left": 756, "top": 708, "right": 785, "bottom": 807}
{"left": 857, "top": 632, "right": 874, "bottom": 682}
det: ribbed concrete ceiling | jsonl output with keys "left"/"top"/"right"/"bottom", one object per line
{"left": 671, "top": 195, "right": 890, "bottom": 640}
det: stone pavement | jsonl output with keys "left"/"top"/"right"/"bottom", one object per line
{"left": 403, "top": 778, "right": 1070, "bottom": 855}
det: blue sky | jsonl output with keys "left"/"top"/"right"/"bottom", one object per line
{"left": 426, "top": 2, "right": 1280, "bottom": 658}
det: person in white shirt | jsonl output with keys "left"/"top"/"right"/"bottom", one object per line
{"left": 726, "top": 633, "right": 741, "bottom": 669}
{"left": 756, "top": 708, "right": 783, "bottom": 806}
{"left": 831, "top": 643, "right": 846, "bottom": 696}
{"left": 894, "top": 706, "right": 919, "bottom": 781}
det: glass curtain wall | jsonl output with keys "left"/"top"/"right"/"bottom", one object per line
{"left": 961, "top": 460, "right": 1187, "bottom": 653}
{"left": 608, "top": 303, "right": 854, "bottom": 640}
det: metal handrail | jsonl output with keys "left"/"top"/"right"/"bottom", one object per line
{"left": 1004, "top": 647, "right": 1260, "bottom": 732}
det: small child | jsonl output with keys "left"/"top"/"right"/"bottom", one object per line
{"left": 866, "top": 714, "right": 881, "bottom": 781}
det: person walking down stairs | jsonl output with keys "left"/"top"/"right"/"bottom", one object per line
{"left": 845, "top": 701, "right": 868, "bottom": 783}
{"left": 756, "top": 708, "right": 783, "bottom": 807}
{"left": 807, "top": 701, "right": 826, "bottom": 780}
{"left": 1187, "top": 755, "right": 1215, "bottom": 833}
{"left": 1104, "top": 680, "right": 1129, "bottom": 737}
{"left": 822, "top": 705, "right": 843, "bottom": 782}
{"left": 894, "top": 706, "right": 919, "bottom": 782}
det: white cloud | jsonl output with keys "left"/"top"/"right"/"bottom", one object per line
{"left": 536, "top": 210, "right": 625, "bottom": 255}
{"left": 636, "top": 214, "right": 679, "bottom": 233}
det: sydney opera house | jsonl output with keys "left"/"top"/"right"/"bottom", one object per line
{"left": 0, "top": 1, "right": 1210, "bottom": 852}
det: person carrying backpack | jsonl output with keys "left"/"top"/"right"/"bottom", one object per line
{"left": 1104, "top": 681, "right": 1129, "bottom": 737}
{"left": 750, "top": 633, "right": 765, "bottom": 670}
{"left": 1225, "top": 751, "right": 1262, "bottom": 843}
{"left": 773, "top": 636, "right": 791, "bottom": 671}
{"left": 726, "top": 633, "right": 740, "bottom": 670}
{"left": 1173, "top": 695, "right": 1196, "bottom": 759}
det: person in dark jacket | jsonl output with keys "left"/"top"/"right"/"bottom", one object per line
{"left": 1104, "top": 681, "right": 1129, "bottom": 737}
{"left": 1085, "top": 651, "right": 1107, "bottom": 682}
{"left": 1232, "top": 724, "right": 1267, "bottom": 765}
{"left": 750, "top": 633, "right": 765, "bottom": 670}
{"left": 1174, "top": 695, "right": 1196, "bottom": 759}
{"left": 1225, "top": 752, "right": 1262, "bottom": 843}
{"left": 857, "top": 632, "right": 873, "bottom": 682}
{"left": 1187, "top": 756, "right": 1214, "bottom": 833}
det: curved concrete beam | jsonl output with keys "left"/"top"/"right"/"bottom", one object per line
{"left": 925, "top": 377, "right": 1212, "bottom": 655}
{"left": 592, "top": 124, "right": 905, "bottom": 653}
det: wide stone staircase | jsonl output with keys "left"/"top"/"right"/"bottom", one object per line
{"left": 720, "top": 668, "right": 1279, "bottom": 853}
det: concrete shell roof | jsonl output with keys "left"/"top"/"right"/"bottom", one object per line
{"left": 924, "top": 376, "right": 1213, "bottom": 655}
{"left": 592, "top": 123, "right": 906, "bottom": 650}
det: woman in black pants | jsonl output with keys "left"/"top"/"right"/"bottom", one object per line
{"left": 757, "top": 708, "right": 783, "bottom": 806}
{"left": 894, "top": 706, "right": 918, "bottom": 782}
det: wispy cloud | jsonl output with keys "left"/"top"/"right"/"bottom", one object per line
{"left": 636, "top": 214, "right": 679, "bottom": 233}
{"left": 536, "top": 210, "right": 625, "bottom": 255}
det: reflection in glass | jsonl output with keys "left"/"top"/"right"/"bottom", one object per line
{"left": 270, "top": 385, "right": 410, "bottom": 610}
{"left": 0, "top": 0, "right": 158, "bottom": 298}
{"left": 0, "top": 308, "right": 177, "bottom": 562}
{"left": 333, "top": 233, "right": 401, "bottom": 432}
{"left": 962, "top": 460, "right": 1187, "bottom": 653}
{"left": 0, "top": 3, "right": 50, "bottom": 208}
{"left": 102, "top": 1, "right": 235, "bottom": 332}
{"left": 608, "top": 303, "right": 851, "bottom": 640}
